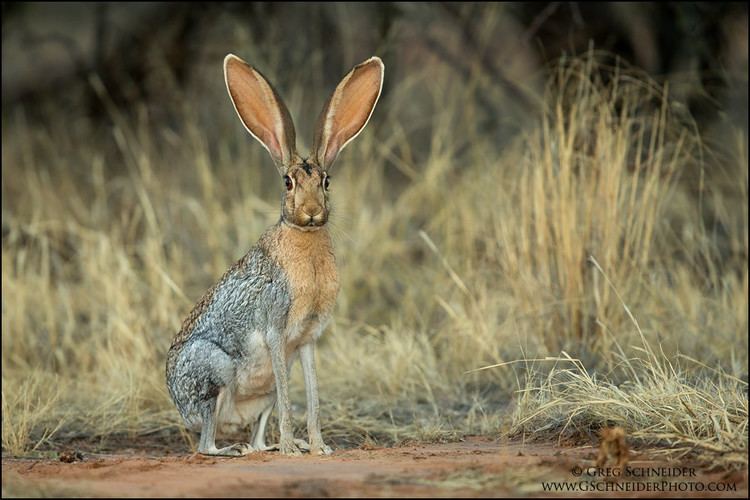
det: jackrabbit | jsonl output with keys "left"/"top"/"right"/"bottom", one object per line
{"left": 166, "top": 54, "right": 384, "bottom": 456}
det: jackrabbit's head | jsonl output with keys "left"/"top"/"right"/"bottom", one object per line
{"left": 224, "top": 55, "right": 384, "bottom": 229}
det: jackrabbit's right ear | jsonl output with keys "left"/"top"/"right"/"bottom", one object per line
{"left": 224, "top": 54, "right": 297, "bottom": 171}
{"left": 313, "top": 57, "right": 384, "bottom": 170}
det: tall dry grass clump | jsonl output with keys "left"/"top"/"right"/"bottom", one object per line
{"left": 492, "top": 56, "right": 747, "bottom": 468}
{"left": 497, "top": 57, "right": 691, "bottom": 353}
{"left": 2, "top": 46, "right": 746, "bottom": 469}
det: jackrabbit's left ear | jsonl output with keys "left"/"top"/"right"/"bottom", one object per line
{"left": 313, "top": 57, "right": 384, "bottom": 170}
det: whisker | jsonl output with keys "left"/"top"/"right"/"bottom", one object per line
{"left": 326, "top": 220, "right": 356, "bottom": 246}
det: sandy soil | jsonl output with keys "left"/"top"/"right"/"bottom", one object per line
{"left": 2, "top": 437, "right": 747, "bottom": 497}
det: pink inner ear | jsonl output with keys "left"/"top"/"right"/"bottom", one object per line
{"left": 260, "top": 131, "right": 281, "bottom": 160}
{"left": 323, "top": 62, "right": 381, "bottom": 166}
{"left": 227, "top": 59, "right": 286, "bottom": 163}
{"left": 324, "top": 135, "right": 344, "bottom": 168}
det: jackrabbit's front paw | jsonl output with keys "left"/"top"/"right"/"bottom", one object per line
{"left": 310, "top": 441, "right": 333, "bottom": 456}
{"left": 279, "top": 438, "right": 302, "bottom": 456}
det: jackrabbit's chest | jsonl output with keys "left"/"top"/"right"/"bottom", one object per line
{"left": 263, "top": 226, "right": 340, "bottom": 331}
{"left": 284, "top": 253, "right": 339, "bottom": 329}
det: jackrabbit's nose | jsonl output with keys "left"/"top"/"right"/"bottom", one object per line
{"left": 302, "top": 209, "right": 323, "bottom": 225}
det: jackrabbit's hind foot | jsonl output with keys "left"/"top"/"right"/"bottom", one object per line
{"left": 202, "top": 442, "right": 255, "bottom": 457}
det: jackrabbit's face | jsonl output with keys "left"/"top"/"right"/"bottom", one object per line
{"left": 224, "top": 55, "right": 383, "bottom": 229}
{"left": 281, "top": 160, "right": 330, "bottom": 229}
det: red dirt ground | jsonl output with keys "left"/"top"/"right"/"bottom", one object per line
{"left": 2, "top": 437, "right": 747, "bottom": 497}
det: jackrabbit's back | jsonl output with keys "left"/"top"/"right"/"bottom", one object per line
{"left": 170, "top": 246, "right": 290, "bottom": 348}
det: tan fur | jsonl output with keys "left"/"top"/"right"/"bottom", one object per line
{"left": 283, "top": 162, "right": 329, "bottom": 228}
{"left": 260, "top": 223, "right": 339, "bottom": 329}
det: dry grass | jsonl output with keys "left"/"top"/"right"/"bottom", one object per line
{"left": 508, "top": 258, "right": 748, "bottom": 471}
{"left": 2, "top": 43, "right": 747, "bottom": 471}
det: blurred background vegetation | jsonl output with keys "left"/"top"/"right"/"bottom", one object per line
{"left": 2, "top": 2, "right": 747, "bottom": 468}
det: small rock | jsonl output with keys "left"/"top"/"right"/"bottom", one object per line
{"left": 59, "top": 450, "right": 84, "bottom": 463}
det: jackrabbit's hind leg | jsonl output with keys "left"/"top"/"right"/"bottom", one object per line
{"left": 198, "top": 390, "right": 254, "bottom": 457}
{"left": 251, "top": 397, "right": 276, "bottom": 450}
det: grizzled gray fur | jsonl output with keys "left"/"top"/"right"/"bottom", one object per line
{"left": 166, "top": 245, "right": 289, "bottom": 427}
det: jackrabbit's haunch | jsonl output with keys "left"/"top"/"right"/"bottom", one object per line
{"left": 166, "top": 54, "right": 384, "bottom": 456}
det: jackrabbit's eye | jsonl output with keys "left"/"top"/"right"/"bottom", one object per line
{"left": 324, "top": 175, "right": 330, "bottom": 190}
{"left": 284, "top": 176, "right": 293, "bottom": 191}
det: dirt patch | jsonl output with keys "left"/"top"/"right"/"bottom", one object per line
{"left": 2, "top": 437, "right": 747, "bottom": 497}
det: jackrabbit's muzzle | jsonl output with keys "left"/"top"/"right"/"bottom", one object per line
{"left": 290, "top": 206, "right": 328, "bottom": 228}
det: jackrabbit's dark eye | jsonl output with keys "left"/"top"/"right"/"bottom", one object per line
{"left": 324, "top": 175, "right": 330, "bottom": 190}
{"left": 284, "top": 176, "right": 293, "bottom": 191}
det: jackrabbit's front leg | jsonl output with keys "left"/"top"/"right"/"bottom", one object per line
{"left": 268, "top": 333, "right": 301, "bottom": 456}
{"left": 300, "top": 342, "right": 332, "bottom": 455}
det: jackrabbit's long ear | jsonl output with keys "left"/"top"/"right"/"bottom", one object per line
{"left": 224, "top": 54, "right": 296, "bottom": 171}
{"left": 313, "top": 57, "right": 384, "bottom": 170}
